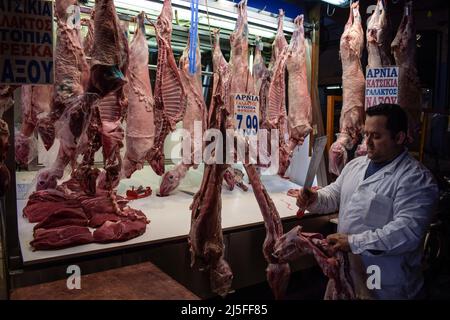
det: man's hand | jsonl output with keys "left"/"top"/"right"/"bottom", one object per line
{"left": 296, "top": 187, "right": 318, "bottom": 211}
{"left": 326, "top": 233, "right": 351, "bottom": 253}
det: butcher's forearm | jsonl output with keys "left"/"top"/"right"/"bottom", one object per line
{"left": 307, "top": 183, "right": 341, "bottom": 214}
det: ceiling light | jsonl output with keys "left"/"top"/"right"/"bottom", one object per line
{"left": 98, "top": 0, "right": 296, "bottom": 38}
{"left": 321, "top": 0, "right": 350, "bottom": 8}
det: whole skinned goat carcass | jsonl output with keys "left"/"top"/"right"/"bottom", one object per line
{"left": 38, "top": 0, "right": 90, "bottom": 151}
{"left": 148, "top": 0, "right": 187, "bottom": 176}
{"left": 122, "top": 12, "right": 155, "bottom": 179}
{"left": 280, "top": 14, "right": 313, "bottom": 176}
{"left": 210, "top": 30, "right": 247, "bottom": 193}
{"left": 158, "top": 32, "right": 207, "bottom": 196}
{"left": 356, "top": 0, "right": 394, "bottom": 156}
{"left": 391, "top": 1, "right": 422, "bottom": 142}
{"left": 210, "top": 28, "right": 232, "bottom": 133}
{"left": 253, "top": 37, "right": 270, "bottom": 118}
{"left": 329, "top": 2, "right": 365, "bottom": 176}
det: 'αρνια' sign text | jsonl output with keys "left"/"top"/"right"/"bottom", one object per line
{"left": 233, "top": 93, "right": 260, "bottom": 136}
{"left": 365, "top": 67, "right": 399, "bottom": 109}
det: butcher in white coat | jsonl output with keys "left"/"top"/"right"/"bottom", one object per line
{"left": 297, "top": 103, "right": 439, "bottom": 299}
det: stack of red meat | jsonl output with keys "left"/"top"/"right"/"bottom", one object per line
{"left": 24, "top": 189, "right": 149, "bottom": 251}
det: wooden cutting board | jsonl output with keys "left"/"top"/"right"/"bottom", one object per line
{"left": 10, "top": 262, "right": 199, "bottom": 300}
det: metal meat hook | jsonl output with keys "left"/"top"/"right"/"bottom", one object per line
{"left": 327, "top": 3, "right": 336, "bottom": 17}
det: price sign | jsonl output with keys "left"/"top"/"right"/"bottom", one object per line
{"left": 233, "top": 93, "right": 259, "bottom": 136}
{"left": 365, "top": 67, "right": 399, "bottom": 109}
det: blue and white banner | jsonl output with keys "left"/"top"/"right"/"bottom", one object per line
{"left": 188, "top": 0, "right": 199, "bottom": 75}
{"left": 0, "top": 0, "right": 54, "bottom": 84}
{"left": 365, "top": 67, "right": 399, "bottom": 109}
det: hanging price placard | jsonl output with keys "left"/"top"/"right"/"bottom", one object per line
{"left": 365, "top": 67, "right": 399, "bottom": 109}
{"left": 233, "top": 93, "right": 260, "bottom": 136}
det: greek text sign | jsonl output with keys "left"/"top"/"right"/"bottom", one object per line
{"left": 233, "top": 93, "right": 259, "bottom": 136}
{"left": 0, "top": 0, "right": 54, "bottom": 84}
{"left": 365, "top": 67, "right": 398, "bottom": 109}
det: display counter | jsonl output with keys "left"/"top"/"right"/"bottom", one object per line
{"left": 13, "top": 163, "right": 335, "bottom": 298}
{"left": 17, "top": 164, "right": 302, "bottom": 264}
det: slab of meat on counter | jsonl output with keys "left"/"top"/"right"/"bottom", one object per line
{"left": 24, "top": 191, "right": 148, "bottom": 250}
{"left": 31, "top": 226, "right": 94, "bottom": 251}
{"left": 80, "top": 194, "right": 128, "bottom": 219}
{"left": 32, "top": 207, "right": 88, "bottom": 231}
{"left": 23, "top": 201, "right": 82, "bottom": 223}
{"left": 93, "top": 209, "right": 149, "bottom": 243}
{"left": 26, "top": 189, "right": 77, "bottom": 205}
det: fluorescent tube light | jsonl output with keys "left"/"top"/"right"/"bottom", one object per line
{"left": 321, "top": 0, "right": 350, "bottom": 8}
{"left": 91, "top": 0, "right": 294, "bottom": 39}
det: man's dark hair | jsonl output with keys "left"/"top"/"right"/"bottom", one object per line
{"left": 366, "top": 103, "right": 408, "bottom": 138}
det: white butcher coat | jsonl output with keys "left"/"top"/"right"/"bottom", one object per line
{"left": 307, "top": 150, "right": 439, "bottom": 299}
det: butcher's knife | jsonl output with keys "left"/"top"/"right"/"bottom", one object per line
{"left": 297, "top": 135, "right": 327, "bottom": 218}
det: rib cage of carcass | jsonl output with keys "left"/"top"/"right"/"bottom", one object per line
{"left": 148, "top": 0, "right": 187, "bottom": 176}
{"left": 265, "top": 9, "right": 290, "bottom": 176}
{"left": 158, "top": 30, "right": 207, "bottom": 197}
